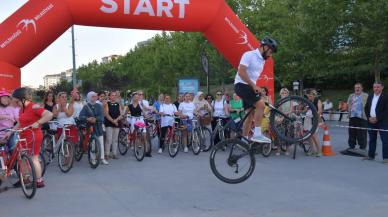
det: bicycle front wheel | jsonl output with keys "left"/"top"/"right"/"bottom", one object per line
{"left": 41, "top": 134, "right": 53, "bottom": 165}
{"left": 270, "top": 96, "right": 319, "bottom": 143}
{"left": 58, "top": 140, "right": 75, "bottom": 173}
{"left": 209, "top": 139, "right": 255, "bottom": 184}
{"left": 134, "top": 135, "right": 145, "bottom": 161}
{"left": 200, "top": 127, "right": 212, "bottom": 152}
{"left": 118, "top": 128, "right": 129, "bottom": 155}
{"left": 191, "top": 129, "right": 201, "bottom": 155}
{"left": 88, "top": 136, "right": 101, "bottom": 169}
{"left": 38, "top": 153, "right": 46, "bottom": 177}
{"left": 75, "top": 129, "right": 84, "bottom": 161}
{"left": 18, "top": 154, "right": 37, "bottom": 199}
{"left": 168, "top": 129, "right": 181, "bottom": 158}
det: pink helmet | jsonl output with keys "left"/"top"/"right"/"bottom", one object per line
{"left": 0, "top": 90, "right": 11, "bottom": 97}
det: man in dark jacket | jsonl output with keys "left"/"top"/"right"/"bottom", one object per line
{"left": 364, "top": 81, "right": 388, "bottom": 164}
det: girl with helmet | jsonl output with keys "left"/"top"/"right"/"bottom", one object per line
{"left": 11, "top": 87, "right": 53, "bottom": 188}
{"left": 0, "top": 90, "right": 19, "bottom": 151}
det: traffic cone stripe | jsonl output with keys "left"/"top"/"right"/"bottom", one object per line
{"left": 321, "top": 125, "right": 336, "bottom": 156}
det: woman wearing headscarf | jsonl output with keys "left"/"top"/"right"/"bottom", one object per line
{"left": 79, "top": 91, "right": 108, "bottom": 165}
{"left": 193, "top": 91, "right": 212, "bottom": 127}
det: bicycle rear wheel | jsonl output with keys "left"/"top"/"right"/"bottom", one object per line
{"left": 58, "top": 140, "right": 75, "bottom": 173}
{"left": 261, "top": 141, "right": 272, "bottom": 157}
{"left": 18, "top": 154, "right": 37, "bottom": 199}
{"left": 270, "top": 96, "right": 319, "bottom": 143}
{"left": 209, "top": 139, "right": 255, "bottom": 184}
{"left": 88, "top": 136, "right": 100, "bottom": 169}
{"left": 118, "top": 128, "right": 129, "bottom": 155}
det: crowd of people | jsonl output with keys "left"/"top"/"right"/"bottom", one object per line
{"left": 1, "top": 35, "right": 387, "bottom": 194}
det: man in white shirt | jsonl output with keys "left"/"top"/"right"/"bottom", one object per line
{"left": 234, "top": 37, "right": 278, "bottom": 143}
{"left": 364, "top": 81, "right": 388, "bottom": 164}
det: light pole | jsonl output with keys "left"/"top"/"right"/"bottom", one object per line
{"left": 201, "top": 47, "right": 209, "bottom": 95}
{"left": 71, "top": 26, "right": 77, "bottom": 88}
{"left": 293, "top": 80, "right": 300, "bottom": 96}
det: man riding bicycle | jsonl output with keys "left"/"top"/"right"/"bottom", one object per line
{"left": 234, "top": 37, "right": 278, "bottom": 143}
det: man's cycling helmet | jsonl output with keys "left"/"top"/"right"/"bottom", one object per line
{"left": 12, "top": 87, "right": 28, "bottom": 101}
{"left": 261, "top": 37, "right": 278, "bottom": 53}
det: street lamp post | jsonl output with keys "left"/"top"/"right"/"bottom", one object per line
{"left": 293, "top": 80, "right": 300, "bottom": 96}
{"left": 71, "top": 26, "right": 77, "bottom": 88}
{"left": 201, "top": 48, "right": 209, "bottom": 95}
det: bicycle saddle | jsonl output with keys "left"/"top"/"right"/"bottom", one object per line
{"left": 134, "top": 122, "right": 145, "bottom": 128}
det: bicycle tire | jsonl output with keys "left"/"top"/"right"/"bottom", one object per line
{"left": 75, "top": 129, "right": 84, "bottom": 161}
{"left": 293, "top": 143, "right": 297, "bottom": 159}
{"left": 209, "top": 139, "right": 255, "bottom": 184}
{"left": 88, "top": 136, "right": 100, "bottom": 169}
{"left": 191, "top": 129, "right": 201, "bottom": 155}
{"left": 168, "top": 129, "right": 180, "bottom": 158}
{"left": 134, "top": 134, "right": 145, "bottom": 161}
{"left": 18, "top": 154, "right": 37, "bottom": 199}
{"left": 41, "top": 134, "right": 53, "bottom": 165}
{"left": 200, "top": 127, "right": 212, "bottom": 152}
{"left": 118, "top": 128, "right": 128, "bottom": 155}
{"left": 261, "top": 141, "right": 272, "bottom": 157}
{"left": 58, "top": 140, "right": 74, "bottom": 173}
{"left": 38, "top": 153, "right": 46, "bottom": 177}
{"left": 269, "top": 96, "right": 319, "bottom": 143}
{"left": 303, "top": 141, "right": 312, "bottom": 154}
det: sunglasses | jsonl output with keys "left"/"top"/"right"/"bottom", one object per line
{"left": 216, "top": 93, "right": 222, "bottom": 95}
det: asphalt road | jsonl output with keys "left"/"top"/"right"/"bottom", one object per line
{"left": 1, "top": 121, "right": 387, "bottom": 217}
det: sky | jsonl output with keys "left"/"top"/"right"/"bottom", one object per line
{"left": 0, "top": 0, "right": 160, "bottom": 88}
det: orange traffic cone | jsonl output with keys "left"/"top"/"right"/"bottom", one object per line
{"left": 322, "top": 125, "right": 336, "bottom": 156}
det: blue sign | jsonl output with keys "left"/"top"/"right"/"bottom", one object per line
{"left": 178, "top": 79, "right": 199, "bottom": 94}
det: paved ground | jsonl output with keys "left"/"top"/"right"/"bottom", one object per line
{"left": 1, "top": 121, "right": 388, "bottom": 217}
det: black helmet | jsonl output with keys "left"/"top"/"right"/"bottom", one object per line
{"left": 12, "top": 87, "right": 28, "bottom": 101}
{"left": 261, "top": 37, "right": 278, "bottom": 53}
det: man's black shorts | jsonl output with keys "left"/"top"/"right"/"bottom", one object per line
{"left": 234, "top": 83, "right": 260, "bottom": 110}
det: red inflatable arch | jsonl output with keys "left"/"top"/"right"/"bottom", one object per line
{"left": 0, "top": 0, "right": 274, "bottom": 97}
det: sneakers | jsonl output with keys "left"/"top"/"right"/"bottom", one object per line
{"left": 251, "top": 134, "right": 271, "bottom": 144}
{"left": 112, "top": 155, "right": 119, "bottom": 160}
{"left": 383, "top": 159, "right": 388, "bottom": 164}
{"left": 37, "top": 180, "right": 45, "bottom": 188}
{"left": 362, "top": 156, "right": 374, "bottom": 161}
{"left": 158, "top": 148, "right": 163, "bottom": 154}
{"left": 101, "top": 159, "right": 109, "bottom": 165}
{"left": 145, "top": 153, "right": 152, "bottom": 157}
{"left": 184, "top": 147, "right": 188, "bottom": 153}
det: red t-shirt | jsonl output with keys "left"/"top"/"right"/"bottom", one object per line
{"left": 19, "top": 102, "right": 45, "bottom": 128}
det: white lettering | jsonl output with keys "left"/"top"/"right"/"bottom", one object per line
{"left": 124, "top": 0, "right": 131, "bottom": 14}
{"left": 134, "top": 0, "right": 155, "bottom": 16}
{"left": 100, "top": 0, "right": 118, "bottom": 14}
{"left": 99, "top": 0, "right": 190, "bottom": 18}
{"left": 174, "top": 0, "right": 189, "bottom": 19}
{"left": 0, "top": 73, "right": 14, "bottom": 78}
{"left": 157, "top": 0, "right": 173, "bottom": 17}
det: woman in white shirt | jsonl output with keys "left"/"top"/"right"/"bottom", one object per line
{"left": 211, "top": 90, "right": 230, "bottom": 144}
{"left": 178, "top": 93, "right": 195, "bottom": 152}
{"left": 158, "top": 94, "right": 178, "bottom": 154}
{"left": 52, "top": 92, "right": 78, "bottom": 145}
{"left": 71, "top": 89, "right": 85, "bottom": 119}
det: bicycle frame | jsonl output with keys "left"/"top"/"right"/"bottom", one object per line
{"left": 46, "top": 122, "right": 72, "bottom": 160}
{"left": 1, "top": 128, "right": 34, "bottom": 178}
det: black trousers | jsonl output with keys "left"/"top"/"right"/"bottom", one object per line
{"left": 348, "top": 117, "right": 368, "bottom": 149}
{"left": 159, "top": 126, "right": 171, "bottom": 150}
